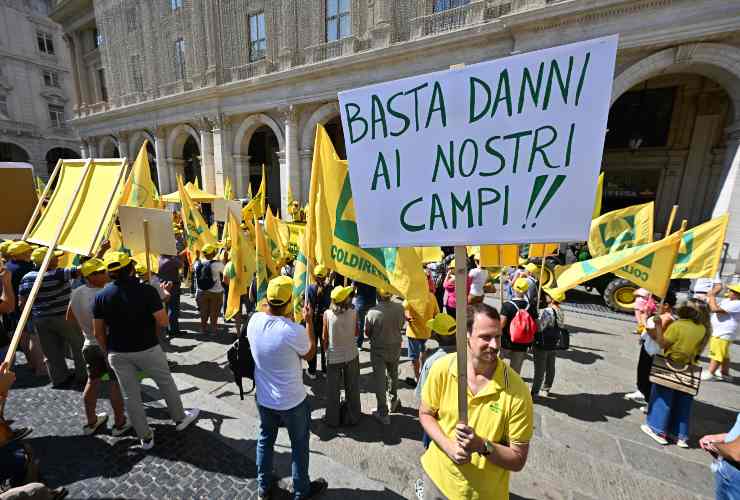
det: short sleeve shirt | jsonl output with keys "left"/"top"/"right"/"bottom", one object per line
{"left": 710, "top": 298, "right": 740, "bottom": 341}
{"left": 365, "top": 301, "right": 406, "bottom": 350}
{"left": 69, "top": 285, "right": 100, "bottom": 346}
{"left": 93, "top": 276, "right": 163, "bottom": 353}
{"left": 663, "top": 319, "right": 706, "bottom": 364}
{"left": 19, "top": 268, "right": 74, "bottom": 318}
{"left": 195, "top": 259, "right": 225, "bottom": 293}
{"left": 468, "top": 268, "right": 489, "bottom": 297}
{"left": 421, "top": 354, "right": 533, "bottom": 499}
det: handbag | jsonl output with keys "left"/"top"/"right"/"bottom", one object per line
{"left": 649, "top": 355, "right": 702, "bottom": 396}
{"left": 557, "top": 327, "right": 570, "bottom": 350}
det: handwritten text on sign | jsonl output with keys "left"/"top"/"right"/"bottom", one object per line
{"left": 338, "top": 36, "right": 618, "bottom": 247}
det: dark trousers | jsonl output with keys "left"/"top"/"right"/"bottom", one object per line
{"left": 307, "top": 320, "right": 326, "bottom": 374}
{"left": 167, "top": 285, "right": 181, "bottom": 335}
{"left": 637, "top": 344, "right": 654, "bottom": 400}
{"left": 325, "top": 357, "right": 361, "bottom": 427}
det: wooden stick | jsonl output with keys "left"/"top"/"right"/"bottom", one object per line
{"left": 143, "top": 219, "right": 151, "bottom": 278}
{"left": 665, "top": 205, "right": 678, "bottom": 238}
{"left": 499, "top": 246, "right": 505, "bottom": 307}
{"left": 88, "top": 158, "right": 128, "bottom": 256}
{"left": 535, "top": 253, "right": 548, "bottom": 311}
{"left": 22, "top": 159, "right": 62, "bottom": 240}
{"left": 4, "top": 159, "right": 93, "bottom": 365}
{"left": 453, "top": 245, "right": 468, "bottom": 424}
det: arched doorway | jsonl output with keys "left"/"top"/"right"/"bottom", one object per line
{"left": 248, "top": 125, "right": 281, "bottom": 215}
{"left": 99, "top": 136, "right": 119, "bottom": 158}
{"left": 129, "top": 132, "right": 158, "bottom": 190}
{"left": 183, "top": 135, "right": 202, "bottom": 187}
{"left": 45, "top": 147, "right": 78, "bottom": 175}
{"left": 0, "top": 142, "right": 30, "bottom": 162}
{"left": 603, "top": 73, "right": 732, "bottom": 232}
{"left": 324, "top": 115, "right": 346, "bottom": 159}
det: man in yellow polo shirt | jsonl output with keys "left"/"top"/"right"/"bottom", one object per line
{"left": 419, "top": 302, "right": 533, "bottom": 499}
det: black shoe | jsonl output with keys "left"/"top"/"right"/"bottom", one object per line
{"left": 306, "top": 478, "right": 328, "bottom": 498}
{"left": 51, "top": 373, "right": 75, "bottom": 389}
{"left": 405, "top": 377, "right": 417, "bottom": 388}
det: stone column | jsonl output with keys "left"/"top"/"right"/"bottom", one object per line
{"left": 63, "top": 34, "right": 83, "bottom": 113}
{"left": 712, "top": 124, "right": 740, "bottom": 274}
{"left": 71, "top": 31, "right": 91, "bottom": 107}
{"left": 278, "top": 0, "right": 298, "bottom": 70}
{"left": 282, "top": 106, "right": 301, "bottom": 214}
{"left": 233, "top": 154, "right": 251, "bottom": 198}
{"left": 168, "top": 158, "right": 186, "bottom": 184}
{"left": 154, "top": 127, "right": 170, "bottom": 193}
{"left": 198, "top": 118, "right": 216, "bottom": 193}
{"left": 212, "top": 114, "right": 233, "bottom": 197}
{"left": 299, "top": 148, "right": 313, "bottom": 203}
{"left": 370, "top": 0, "right": 393, "bottom": 48}
{"left": 117, "top": 131, "right": 131, "bottom": 161}
{"left": 80, "top": 139, "right": 90, "bottom": 159}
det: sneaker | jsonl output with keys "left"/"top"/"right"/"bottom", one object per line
{"left": 372, "top": 410, "right": 390, "bottom": 425}
{"left": 390, "top": 399, "right": 402, "bottom": 413}
{"left": 112, "top": 421, "right": 132, "bottom": 437}
{"left": 83, "top": 413, "right": 108, "bottom": 436}
{"left": 305, "top": 478, "right": 328, "bottom": 498}
{"left": 717, "top": 373, "right": 728, "bottom": 382}
{"left": 701, "top": 371, "right": 717, "bottom": 381}
{"left": 677, "top": 439, "right": 689, "bottom": 448}
{"left": 176, "top": 408, "right": 200, "bottom": 431}
{"left": 640, "top": 405, "right": 648, "bottom": 414}
{"left": 141, "top": 430, "right": 155, "bottom": 450}
{"left": 641, "top": 424, "right": 668, "bottom": 445}
{"left": 305, "top": 370, "right": 317, "bottom": 380}
{"left": 625, "top": 391, "right": 646, "bottom": 402}
{"left": 405, "top": 377, "right": 418, "bottom": 388}
{"left": 414, "top": 478, "right": 424, "bottom": 500}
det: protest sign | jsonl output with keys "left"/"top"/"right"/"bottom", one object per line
{"left": 213, "top": 198, "right": 243, "bottom": 222}
{"left": 0, "top": 162, "right": 37, "bottom": 236}
{"left": 339, "top": 35, "right": 617, "bottom": 248}
{"left": 118, "top": 206, "right": 177, "bottom": 256}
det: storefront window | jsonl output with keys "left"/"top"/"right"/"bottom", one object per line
{"left": 606, "top": 87, "right": 676, "bottom": 149}
{"left": 602, "top": 170, "right": 660, "bottom": 213}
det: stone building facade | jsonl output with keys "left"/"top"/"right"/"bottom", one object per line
{"left": 0, "top": 0, "right": 80, "bottom": 176}
{"left": 49, "top": 0, "right": 740, "bottom": 274}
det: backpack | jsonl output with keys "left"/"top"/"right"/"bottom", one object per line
{"left": 196, "top": 260, "right": 216, "bottom": 290}
{"left": 227, "top": 320, "right": 255, "bottom": 399}
{"left": 508, "top": 300, "right": 537, "bottom": 345}
{"left": 536, "top": 307, "right": 562, "bottom": 350}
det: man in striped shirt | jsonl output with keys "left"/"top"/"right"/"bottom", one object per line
{"left": 18, "top": 247, "right": 85, "bottom": 387}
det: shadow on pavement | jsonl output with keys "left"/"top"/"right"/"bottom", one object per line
{"left": 170, "top": 359, "right": 233, "bottom": 384}
{"left": 535, "top": 391, "right": 642, "bottom": 422}
{"left": 557, "top": 345, "right": 605, "bottom": 365}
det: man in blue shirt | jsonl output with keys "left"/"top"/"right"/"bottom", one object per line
{"left": 353, "top": 280, "right": 376, "bottom": 349}
{"left": 306, "top": 265, "right": 330, "bottom": 379}
{"left": 701, "top": 414, "right": 740, "bottom": 500}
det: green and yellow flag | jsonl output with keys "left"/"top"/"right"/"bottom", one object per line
{"left": 178, "top": 175, "right": 217, "bottom": 254}
{"left": 671, "top": 214, "right": 728, "bottom": 279}
{"left": 225, "top": 212, "right": 256, "bottom": 320}
{"left": 592, "top": 172, "right": 604, "bottom": 219}
{"left": 120, "top": 141, "right": 159, "bottom": 208}
{"left": 224, "top": 177, "right": 235, "bottom": 200}
{"left": 415, "top": 247, "right": 444, "bottom": 264}
{"left": 265, "top": 207, "right": 290, "bottom": 264}
{"left": 305, "top": 124, "right": 430, "bottom": 316}
{"left": 243, "top": 166, "right": 266, "bottom": 221}
{"left": 588, "top": 202, "right": 654, "bottom": 257}
{"left": 254, "top": 217, "right": 276, "bottom": 303}
{"left": 286, "top": 222, "right": 306, "bottom": 258}
{"left": 292, "top": 233, "right": 308, "bottom": 323}
{"left": 550, "top": 231, "right": 683, "bottom": 297}
{"left": 35, "top": 176, "right": 46, "bottom": 198}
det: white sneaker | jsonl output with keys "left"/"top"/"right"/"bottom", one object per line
{"left": 641, "top": 424, "right": 668, "bottom": 445}
{"left": 701, "top": 371, "right": 718, "bottom": 381}
{"left": 176, "top": 408, "right": 200, "bottom": 431}
{"left": 305, "top": 370, "right": 317, "bottom": 380}
{"left": 112, "top": 421, "right": 132, "bottom": 437}
{"left": 141, "top": 430, "right": 155, "bottom": 450}
{"left": 716, "top": 373, "right": 728, "bottom": 382}
{"left": 83, "top": 413, "right": 108, "bottom": 436}
{"left": 640, "top": 405, "right": 648, "bottom": 414}
{"left": 372, "top": 410, "right": 390, "bottom": 425}
{"left": 677, "top": 439, "right": 689, "bottom": 449}
{"left": 625, "top": 391, "right": 646, "bottom": 402}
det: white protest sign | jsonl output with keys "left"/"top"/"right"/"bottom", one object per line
{"left": 339, "top": 35, "right": 618, "bottom": 248}
{"left": 118, "top": 206, "right": 177, "bottom": 255}
{"left": 213, "top": 198, "right": 243, "bottom": 222}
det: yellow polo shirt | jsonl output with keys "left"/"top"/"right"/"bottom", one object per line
{"left": 421, "top": 353, "right": 533, "bottom": 499}
{"left": 663, "top": 319, "right": 706, "bottom": 364}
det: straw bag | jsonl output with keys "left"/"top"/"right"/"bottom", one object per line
{"left": 649, "top": 355, "right": 702, "bottom": 396}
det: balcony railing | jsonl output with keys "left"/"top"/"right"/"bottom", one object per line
{"left": 228, "top": 59, "right": 274, "bottom": 83}
{"left": 305, "top": 36, "right": 359, "bottom": 64}
{"left": 410, "top": 1, "right": 486, "bottom": 39}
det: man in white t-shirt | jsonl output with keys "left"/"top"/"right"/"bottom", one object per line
{"left": 194, "top": 244, "right": 225, "bottom": 335}
{"left": 468, "top": 258, "right": 490, "bottom": 304}
{"left": 66, "top": 258, "right": 130, "bottom": 436}
{"left": 702, "top": 283, "right": 740, "bottom": 382}
{"left": 247, "top": 275, "right": 327, "bottom": 499}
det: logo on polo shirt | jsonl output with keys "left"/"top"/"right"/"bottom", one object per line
{"left": 488, "top": 402, "right": 501, "bottom": 414}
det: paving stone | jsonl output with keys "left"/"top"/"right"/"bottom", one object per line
{"left": 541, "top": 413, "right": 624, "bottom": 465}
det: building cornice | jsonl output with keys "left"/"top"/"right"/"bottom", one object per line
{"left": 0, "top": 50, "right": 73, "bottom": 74}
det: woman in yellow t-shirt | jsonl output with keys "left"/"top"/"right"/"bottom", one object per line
{"left": 641, "top": 299, "right": 711, "bottom": 448}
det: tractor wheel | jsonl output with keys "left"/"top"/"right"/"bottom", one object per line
{"left": 603, "top": 278, "right": 638, "bottom": 313}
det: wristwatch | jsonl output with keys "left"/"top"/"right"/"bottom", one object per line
{"left": 480, "top": 440, "right": 494, "bottom": 456}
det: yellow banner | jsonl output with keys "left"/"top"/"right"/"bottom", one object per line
{"left": 613, "top": 230, "right": 682, "bottom": 297}
{"left": 479, "top": 244, "right": 520, "bottom": 267}
{"left": 178, "top": 175, "right": 217, "bottom": 254}
{"left": 265, "top": 207, "right": 290, "bottom": 264}
{"left": 120, "top": 141, "right": 159, "bottom": 209}
{"left": 292, "top": 233, "right": 308, "bottom": 323}
{"left": 254, "top": 215, "right": 276, "bottom": 302}
{"left": 592, "top": 172, "right": 604, "bottom": 219}
{"left": 226, "top": 212, "right": 256, "bottom": 320}
{"left": 528, "top": 243, "right": 558, "bottom": 258}
{"left": 286, "top": 222, "right": 306, "bottom": 258}
{"left": 670, "top": 214, "right": 728, "bottom": 279}
{"left": 415, "top": 247, "right": 444, "bottom": 264}
{"left": 587, "top": 202, "right": 654, "bottom": 257}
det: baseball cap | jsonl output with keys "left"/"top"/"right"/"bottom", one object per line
{"left": 202, "top": 244, "right": 218, "bottom": 257}
{"left": 513, "top": 277, "right": 530, "bottom": 294}
{"left": 31, "top": 247, "right": 63, "bottom": 266}
{"left": 377, "top": 288, "right": 393, "bottom": 299}
{"left": 544, "top": 288, "right": 565, "bottom": 303}
{"left": 135, "top": 262, "right": 148, "bottom": 276}
{"left": 525, "top": 263, "right": 539, "bottom": 274}
{"left": 427, "top": 313, "right": 456, "bottom": 336}
{"left": 330, "top": 285, "right": 353, "bottom": 303}
{"left": 104, "top": 251, "right": 132, "bottom": 272}
{"left": 8, "top": 241, "right": 32, "bottom": 257}
{"left": 314, "top": 264, "right": 328, "bottom": 278}
{"left": 449, "top": 259, "right": 456, "bottom": 269}
{"left": 267, "top": 275, "right": 293, "bottom": 306}
{"left": 80, "top": 258, "right": 106, "bottom": 278}
{"left": 728, "top": 283, "right": 740, "bottom": 295}
{"left": 0, "top": 241, "right": 11, "bottom": 255}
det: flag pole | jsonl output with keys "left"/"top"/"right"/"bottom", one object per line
{"left": 535, "top": 246, "right": 549, "bottom": 311}
{"left": 4, "top": 159, "right": 94, "bottom": 365}
{"left": 664, "top": 205, "right": 678, "bottom": 239}
{"left": 499, "top": 246, "right": 506, "bottom": 307}
{"left": 143, "top": 219, "right": 152, "bottom": 279}
{"left": 453, "top": 245, "right": 468, "bottom": 424}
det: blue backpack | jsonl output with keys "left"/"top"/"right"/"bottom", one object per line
{"left": 196, "top": 260, "right": 216, "bottom": 290}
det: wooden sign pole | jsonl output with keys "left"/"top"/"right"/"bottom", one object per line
{"left": 535, "top": 255, "right": 548, "bottom": 311}
{"left": 143, "top": 219, "right": 152, "bottom": 278}
{"left": 4, "top": 159, "right": 93, "bottom": 365}
{"left": 453, "top": 245, "right": 468, "bottom": 424}
{"left": 665, "top": 205, "right": 678, "bottom": 238}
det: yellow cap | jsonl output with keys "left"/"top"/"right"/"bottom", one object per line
{"left": 449, "top": 259, "right": 456, "bottom": 269}
{"left": 31, "top": 247, "right": 63, "bottom": 265}
{"left": 0, "top": 241, "right": 11, "bottom": 254}
{"left": 8, "top": 241, "right": 32, "bottom": 257}
{"left": 330, "top": 285, "right": 353, "bottom": 303}
{"left": 202, "top": 244, "right": 218, "bottom": 257}
{"left": 525, "top": 263, "right": 539, "bottom": 274}
{"left": 104, "top": 251, "right": 132, "bottom": 272}
{"left": 80, "top": 258, "right": 106, "bottom": 278}
{"left": 518, "top": 257, "right": 527, "bottom": 266}
{"left": 544, "top": 288, "right": 566, "bottom": 303}
{"left": 427, "top": 313, "right": 456, "bottom": 336}
{"left": 377, "top": 288, "right": 392, "bottom": 299}
{"left": 135, "top": 262, "right": 147, "bottom": 276}
{"left": 314, "top": 264, "right": 328, "bottom": 278}
{"left": 728, "top": 283, "right": 740, "bottom": 295}
{"left": 267, "top": 275, "right": 293, "bottom": 306}
{"left": 513, "top": 277, "right": 530, "bottom": 294}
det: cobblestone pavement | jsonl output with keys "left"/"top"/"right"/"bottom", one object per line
{"left": 5, "top": 355, "right": 259, "bottom": 500}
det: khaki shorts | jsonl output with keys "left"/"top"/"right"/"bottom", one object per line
{"left": 197, "top": 290, "right": 223, "bottom": 318}
{"left": 82, "top": 344, "right": 116, "bottom": 380}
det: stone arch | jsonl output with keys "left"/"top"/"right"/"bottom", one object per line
{"left": 166, "top": 123, "right": 201, "bottom": 158}
{"left": 0, "top": 140, "right": 31, "bottom": 163}
{"left": 45, "top": 147, "right": 78, "bottom": 174}
{"left": 612, "top": 43, "right": 740, "bottom": 123}
{"left": 232, "top": 113, "right": 285, "bottom": 155}
{"left": 129, "top": 129, "right": 156, "bottom": 154}
{"left": 98, "top": 135, "right": 119, "bottom": 157}
{"left": 300, "top": 101, "right": 340, "bottom": 150}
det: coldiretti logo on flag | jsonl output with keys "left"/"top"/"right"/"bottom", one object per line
{"left": 254, "top": 216, "right": 276, "bottom": 303}
{"left": 292, "top": 234, "right": 308, "bottom": 323}
{"left": 286, "top": 222, "right": 306, "bottom": 258}
{"left": 671, "top": 214, "right": 728, "bottom": 279}
{"left": 614, "top": 231, "right": 682, "bottom": 297}
{"left": 588, "top": 202, "right": 654, "bottom": 257}
{"left": 551, "top": 231, "right": 682, "bottom": 298}
{"left": 225, "top": 212, "right": 256, "bottom": 320}
{"left": 306, "top": 124, "right": 430, "bottom": 316}
{"left": 178, "top": 175, "right": 217, "bottom": 253}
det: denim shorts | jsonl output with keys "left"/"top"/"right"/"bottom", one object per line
{"left": 407, "top": 337, "right": 427, "bottom": 361}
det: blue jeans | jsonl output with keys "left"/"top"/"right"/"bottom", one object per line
{"left": 714, "top": 459, "right": 740, "bottom": 500}
{"left": 356, "top": 306, "right": 370, "bottom": 348}
{"left": 0, "top": 442, "right": 26, "bottom": 486}
{"left": 256, "top": 398, "right": 312, "bottom": 498}
{"left": 168, "top": 284, "right": 181, "bottom": 334}
{"left": 646, "top": 384, "right": 694, "bottom": 440}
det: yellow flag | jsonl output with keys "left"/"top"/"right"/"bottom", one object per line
{"left": 286, "top": 221, "right": 306, "bottom": 258}
{"left": 178, "top": 175, "right": 217, "bottom": 253}
{"left": 107, "top": 223, "right": 126, "bottom": 253}
{"left": 588, "top": 202, "right": 654, "bottom": 257}
{"left": 479, "top": 245, "right": 520, "bottom": 267}
{"left": 35, "top": 176, "right": 46, "bottom": 198}
{"left": 287, "top": 181, "right": 295, "bottom": 207}
{"left": 242, "top": 166, "right": 266, "bottom": 221}
{"left": 225, "top": 212, "right": 256, "bottom": 320}
{"left": 247, "top": 180, "right": 253, "bottom": 199}
{"left": 120, "top": 141, "right": 159, "bottom": 208}
{"left": 305, "top": 124, "right": 431, "bottom": 317}
{"left": 614, "top": 228, "right": 683, "bottom": 297}
{"left": 265, "top": 207, "right": 290, "bottom": 264}
{"left": 405, "top": 291, "right": 439, "bottom": 339}
{"left": 592, "top": 172, "right": 604, "bottom": 219}
{"left": 210, "top": 221, "right": 219, "bottom": 240}
{"left": 415, "top": 247, "right": 444, "bottom": 264}
{"left": 254, "top": 217, "right": 276, "bottom": 303}
{"left": 224, "top": 177, "right": 235, "bottom": 200}
{"left": 671, "top": 214, "right": 728, "bottom": 279}
{"left": 551, "top": 231, "right": 682, "bottom": 297}
{"left": 292, "top": 233, "right": 308, "bottom": 323}
{"left": 195, "top": 177, "right": 201, "bottom": 190}
{"left": 528, "top": 243, "right": 558, "bottom": 258}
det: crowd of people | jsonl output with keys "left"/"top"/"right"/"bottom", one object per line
{"left": 0, "top": 233, "right": 738, "bottom": 499}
